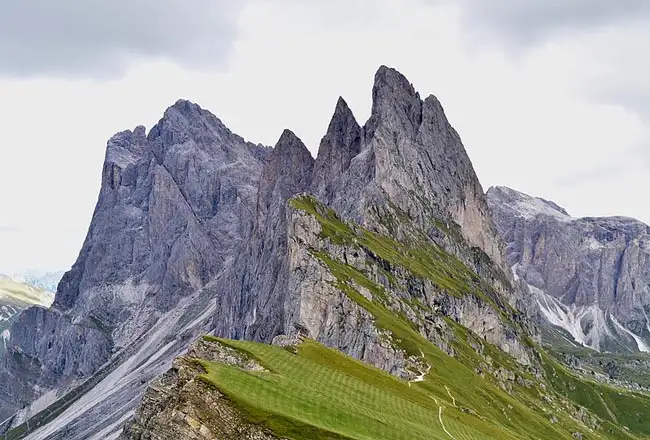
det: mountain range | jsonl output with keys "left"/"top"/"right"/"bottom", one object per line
{"left": 7, "top": 272, "right": 64, "bottom": 295}
{"left": 1, "top": 66, "right": 650, "bottom": 440}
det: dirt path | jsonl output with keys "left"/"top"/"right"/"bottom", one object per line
{"left": 445, "top": 386, "right": 456, "bottom": 407}
{"left": 438, "top": 406, "right": 457, "bottom": 439}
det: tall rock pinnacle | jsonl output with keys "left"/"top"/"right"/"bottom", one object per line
{"left": 365, "top": 65, "right": 423, "bottom": 141}
{"left": 311, "top": 97, "right": 363, "bottom": 203}
{"left": 214, "top": 129, "right": 314, "bottom": 342}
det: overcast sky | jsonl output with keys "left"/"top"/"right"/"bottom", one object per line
{"left": 1, "top": 0, "right": 649, "bottom": 274}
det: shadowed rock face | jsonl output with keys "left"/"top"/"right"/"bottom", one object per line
{"left": 487, "top": 185, "right": 650, "bottom": 353}
{"left": 0, "top": 100, "right": 268, "bottom": 421}
{"left": 212, "top": 129, "right": 315, "bottom": 342}
{"left": 310, "top": 97, "right": 363, "bottom": 204}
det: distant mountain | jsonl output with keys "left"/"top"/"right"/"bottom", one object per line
{"left": 0, "top": 275, "right": 54, "bottom": 355}
{"left": 487, "top": 185, "right": 650, "bottom": 354}
{"left": 9, "top": 270, "right": 64, "bottom": 293}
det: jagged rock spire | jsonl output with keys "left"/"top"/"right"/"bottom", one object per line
{"left": 311, "top": 97, "right": 362, "bottom": 203}
{"left": 258, "top": 129, "right": 314, "bottom": 214}
{"left": 365, "top": 65, "right": 423, "bottom": 140}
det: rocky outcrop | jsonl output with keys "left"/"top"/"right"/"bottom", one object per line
{"left": 310, "top": 97, "right": 363, "bottom": 203}
{"left": 285, "top": 198, "right": 532, "bottom": 368}
{"left": 327, "top": 67, "right": 507, "bottom": 273}
{"left": 121, "top": 337, "right": 277, "bottom": 440}
{"left": 208, "top": 66, "right": 525, "bottom": 376}
{"left": 213, "top": 129, "right": 314, "bottom": 341}
{"left": 487, "top": 185, "right": 650, "bottom": 353}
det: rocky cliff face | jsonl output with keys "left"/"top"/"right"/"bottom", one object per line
{"left": 0, "top": 100, "right": 267, "bottom": 435}
{"left": 322, "top": 67, "right": 506, "bottom": 272}
{"left": 212, "top": 130, "right": 314, "bottom": 343}
{"left": 487, "top": 186, "right": 650, "bottom": 353}
{"left": 211, "top": 66, "right": 531, "bottom": 378}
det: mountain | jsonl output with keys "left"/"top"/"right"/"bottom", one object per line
{"left": 487, "top": 185, "right": 650, "bottom": 354}
{"left": 0, "top": 276, "right": 54, "bottom": 356}
{"left": 4, "top": 67, "right": 650, "bottom": 440}
{"left": 0, "top": 100, "right": 269, "bottom": 436}
{"left": 9, "top": 271, "right": 64, "bottom": 294}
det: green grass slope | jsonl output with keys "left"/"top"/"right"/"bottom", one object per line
{"left": 201, "top": 336, "right": 643, "bottom": 440}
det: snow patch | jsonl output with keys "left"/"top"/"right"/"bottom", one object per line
{"left": 493, "top": 187, "right": 574, "bottom": 222}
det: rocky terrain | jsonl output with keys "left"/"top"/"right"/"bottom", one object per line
{"left": 487, "top": 186, "right": 650, "bottom": 353}
{"left": 0, "top": 100, "right": 268, "bottom": 437}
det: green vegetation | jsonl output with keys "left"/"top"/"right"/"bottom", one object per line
{"left": 202, "top": 334, "right": 644, "bottom": 440}
{"left": 206, "top": 193, "right": 650, "bottom": 440}
{"left": 201, "top": 338, "right": 531, "bottom": 440}
{"left": 289, "top": 195, "right": 508, "bottom": 313}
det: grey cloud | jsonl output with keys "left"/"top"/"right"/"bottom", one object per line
{"left": 452, "top": 0, "right": 650, "bottom": 46}
{"left": 0, "top": 0, "right": 244, "bottom": 77}
{"left": 438, "top": 1, "right": 650, "bottom": 122}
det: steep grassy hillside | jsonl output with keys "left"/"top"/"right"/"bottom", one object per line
{"left": 200, "top": 334, "right": 648, "bottom": 440}
{"left": 189, "top": 196, "right": 650, "bottom": 440}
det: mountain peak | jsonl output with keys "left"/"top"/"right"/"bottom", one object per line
{"left": 266, "top": 129, "right": 314, "bottom": 185}
{"left": 311, "top": 97, "right": 363, "bottom": 202}
{"left": 366, "top": 65, "right": 422, "bottom": 139}
{"left": 276, "top": 129, "right": 304, "bottom": 149}
{"left": 373, "top": 65, "right": 413, "bottom": 92}
{"left": 170, "top": 98, "right": 203, "bottom": 115}
{"left": 487, "top": 186, "right": 571, "bottom": 220}
{"left": 334, "top": 96, "right": 350, "bottom": 113}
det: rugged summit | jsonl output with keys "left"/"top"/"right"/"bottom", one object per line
{"left": 310, "top": 97, "right": 363, "bottom": 202}
{"left": 0, "top": 100, "right": 268, "bottom": 435}
{"left": 208, "top": 66, "right": 528, "bottom": 378}
{"left": 487, "top": 185, "right": 650, "bottom": 353}
{"left": 323, "top": 67, "right": 506, "bottom": 271}
{"left": 1, "top": 67, "right": 527, "bottom": 438}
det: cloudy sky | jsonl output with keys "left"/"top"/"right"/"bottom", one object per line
{"left": 1, "top": 0, "right": 649, "bottom": 274}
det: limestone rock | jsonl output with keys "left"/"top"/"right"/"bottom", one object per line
{"left": 487, "top": 185, "right": 650, "bottom": 353}
{"left": 0, "top": 100, "right": 267, "bottom": 426}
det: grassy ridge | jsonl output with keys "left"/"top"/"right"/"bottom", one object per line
{"left": 201, "top": 338, "right": 510, "bottom": 440}
{"left": 201, "top": 333, "right": 639, "bottom": 440}
{"left": 0, "top": 278, "right": 54, "bottom": 308}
